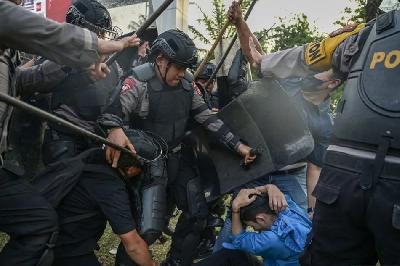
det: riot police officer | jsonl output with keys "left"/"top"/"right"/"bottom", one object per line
{"left": 241, "top": 1, "right": 400, "bottom": 264}
{"left": 34, "top": 129, "right": 165, "bottom": 266}
{"left": 99, "top": 29, "right": 256, "bottom": 266}
{"left": 0, "top": 0, "right": 136, "bottom": 265}
{"left": 41, "top": 0, "right": 136, "bottom": 165}
{"left": 302, "top": 8, "right": 400, "bottom": 264}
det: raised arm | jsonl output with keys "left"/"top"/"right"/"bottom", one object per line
{"left": 231, "top": 188, "right": 260, "bottom": 235}
{"left": 227, "top": 1, "right": 264, "bottom": 65}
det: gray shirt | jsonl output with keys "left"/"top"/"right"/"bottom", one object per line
{"left": 260, "top": 46, "right": 316, "bottom": 79}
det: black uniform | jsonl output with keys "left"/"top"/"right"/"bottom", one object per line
{"left": 302, "top": 11, "right": 400, "bottom": 265}
{"left": 42, "top": 0, "right": 121, "bottom": 165}
{"left": 0, "top": 0, "right": 101, "bottom": 265}
{"left": 52, "top": 150, "right": 137, "bottom": 266}
{"left": 42, "top": 61, "right": 120, "bottom": 164}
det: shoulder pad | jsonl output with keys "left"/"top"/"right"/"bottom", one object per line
{"left": 304, "top": 23, "right": 365, "bottom": 71}
{"left": 181, "top": 78, "right": 193, "bottom": 91}
{"left": 131, "top": 63, "right": 156, "bottom": 82}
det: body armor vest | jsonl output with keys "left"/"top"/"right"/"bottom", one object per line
{"left": 51, "top": 62, "right": 120, "bottom": 121}
{"left": 131, "top": 63, "right": 193, "bottom": 149}
{"left": 334, "top": 11, "right": 400, "bottom": 155}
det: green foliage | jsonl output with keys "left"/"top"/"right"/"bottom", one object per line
{"left": 254, "top": 13, "right": 323, "bottom": 53}
{"left": 188, "top": 0, "right": 253, "bottom": 45}
{"left": 334, "top": 0, "right": 367, "bottom": 26}
{"left": 330, "top": 84, "right": 345, "bottom": 114}
{"left": 334, "top": 0, "right": 384, "bottom": 26}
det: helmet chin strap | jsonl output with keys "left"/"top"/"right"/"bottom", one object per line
{"left": 155, "top": 60, "right": 172, "bottom": 86}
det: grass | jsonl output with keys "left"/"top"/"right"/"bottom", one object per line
{"left": 0, "top": 213, "right": 383, "bottom": 266}
{"left": 95, "top": 223, "right": 173, "bottom": 265}
{"left": 0, "top": 217, "right": 177, "bottom": 266}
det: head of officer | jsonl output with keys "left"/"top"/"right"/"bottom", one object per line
{"left": 148, "top": 29, "right": 198, "bottom": 87}
{"left": 116, "top": 129, "right": 166, "bottom": 179}
{"left": 66, "top": 0, "right": 120, "bottom": 39}
{"left": 195, "top": 62, "right": 217, "bottom": 93}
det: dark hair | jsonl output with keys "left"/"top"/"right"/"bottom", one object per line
{"left": 240, "top": 193, "right": 276, "bottom": 222}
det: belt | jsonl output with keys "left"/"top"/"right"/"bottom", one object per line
{"left": 326, "top": 150, "right": 400, "bottom": 181}
{"left": 271, "top": 165, "right": 306, "bottom": 176}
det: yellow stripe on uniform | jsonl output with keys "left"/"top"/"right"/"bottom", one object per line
{"left": 304, "top": 23, "right": 365, "bottom": 71}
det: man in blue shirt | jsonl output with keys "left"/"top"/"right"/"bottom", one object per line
{"left": 195, "top": 187, "right": 311, "bottom": 266}
{"left": 228, "top": 188, "right": 311, "bottom": 266}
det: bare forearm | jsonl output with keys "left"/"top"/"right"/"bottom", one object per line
{"left": 251, "top": 35, "right": 265, "bottom": 55}
{"left": 236, "top": 20, "right": 254, "bottom": 63}
{"left": 124, "top": 240, "right": 155, "bottom": 266}
{"left": 120, "top": 231, "right": 156, "bottom": 266}
{"left": 231, "top": 210, "right": 243, "bottom": 235}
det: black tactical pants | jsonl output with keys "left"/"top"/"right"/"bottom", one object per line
{"left": 0, "top": 169, "right": 58, "bottom": 265}
{"left": 53, "top": 253, "right": 100, "bottom": 266}
{"left": 167, "top": 146, "right": 209, "bottom": 265}
{"left": 301, "top": 157, "right": 400, "bottom": 265}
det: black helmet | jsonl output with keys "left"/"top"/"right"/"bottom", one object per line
{"left": 148, "top": 29, "right": 198, "bottom": 69}
{"left": 66, "top": 0, "right": 121, "bottom": 38}
{"left": 196, "top": 62, "right": 216, "bottom": 80}
{"left": 117, "top": 129, "right": 167, "bottom": 170}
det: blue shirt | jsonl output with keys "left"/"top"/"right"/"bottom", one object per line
{"left": 223, "top": 196, "right": 311, "bottom": 266}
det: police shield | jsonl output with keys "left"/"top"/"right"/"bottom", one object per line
{"left": 193, "top": 78, "right": 314, "bottom": 195}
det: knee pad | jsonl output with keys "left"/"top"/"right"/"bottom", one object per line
{"left": 140, "top": 184, "right": 167, "bottom": 245}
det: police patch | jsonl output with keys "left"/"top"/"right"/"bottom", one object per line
{"left": 304, "top": 23, "right": 365, "bottom": 71}
{"left": 120, "top": 77, "right": 136, "bottom": 95}
{"left": 193, "top": 82, "right": 203, "bottom": 97}
{"left": 305, "top": 41, "right": 327, "bottom": 66}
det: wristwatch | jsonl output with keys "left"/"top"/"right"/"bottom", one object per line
{"left": 307, "top": 207, "right": 314, "bottom": 214}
